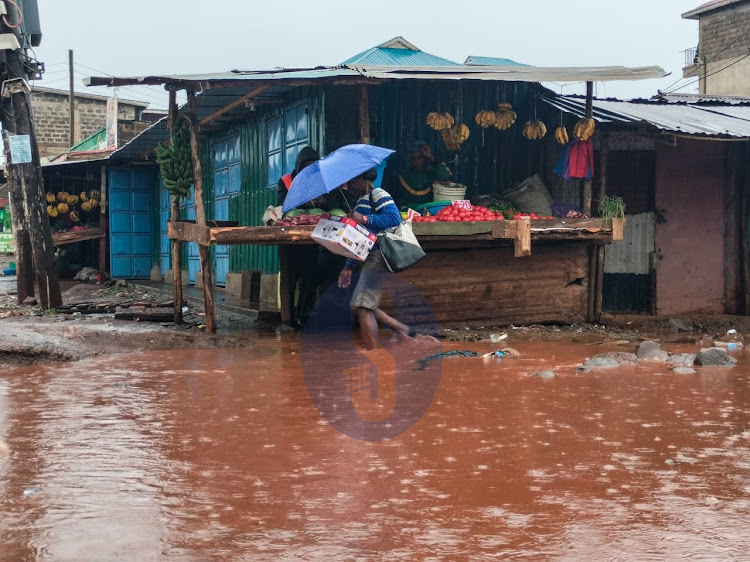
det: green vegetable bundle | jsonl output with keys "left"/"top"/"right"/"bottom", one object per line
{"left": 156, "top": 121, "right": 194, "bottom": 199}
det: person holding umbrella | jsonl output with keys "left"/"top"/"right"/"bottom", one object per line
{"left": 337, "top": 168, "right": 413, "bottom": 350}
{"left": 285, "top": 144, "right": 413, "bottom": 347}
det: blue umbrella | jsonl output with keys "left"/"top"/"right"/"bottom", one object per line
{"left": 282, "top": 144, "right": 395, "bottom": 213}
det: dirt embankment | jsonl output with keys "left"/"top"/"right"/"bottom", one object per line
{"left": 0, "top": 280, "right": 254, "bottom": 368}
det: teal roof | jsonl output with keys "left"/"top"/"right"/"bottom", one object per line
{"left": 342, "top": 37, "right": 460, "bottom": 67}
{"left": 464, "top": 56, "right": 530, "bottom": 67}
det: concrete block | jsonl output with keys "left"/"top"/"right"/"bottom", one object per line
{"left": 225, "top": 270, "right": 261, "bottom": 305}
{"left": 164, "top": 269, "right": 188, "bottom": 285}
{"left": 259, "top": 273, "right": 280, "bottom": 311}
{"left": 150, "top": 267, "right": 162, "bottom": 282}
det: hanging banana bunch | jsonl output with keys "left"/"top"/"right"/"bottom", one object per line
{"left": 494, "top": 103, "right": 517, "bottom": 131}
{"left": 442, "top": 123, "right": 470, "bottom": 151}
{"left": 426, "top": 112, "right": 455, "bottom": 131}
{"left": 156, "top": 120, "right": 194, "bottom": 199}
{"left": 573, "top": 118, "right": 596, "bottom": 141}
{"left": 474, "top": 110, "right": 497, "bottom": 128}
{"left": 523, "top": 120, "right": 547, "bottom": 140}
{"left": 555, "top": 126, "right": 569, "bottom": 145}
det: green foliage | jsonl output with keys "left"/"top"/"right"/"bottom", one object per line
{"left": 599, "top": 195, "right": 626, "bottom": 219}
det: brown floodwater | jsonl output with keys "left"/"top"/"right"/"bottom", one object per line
{"left": 1, "top": 336, "right": 750, "bottom": 560}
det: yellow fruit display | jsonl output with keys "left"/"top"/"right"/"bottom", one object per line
{"left": 46, "top": 205, "right": 58, "bottom": 217}
{"left": 475, "top": 110, "right": 497, "bottom": 128}
{"left": 69, "top": 211, "right": 80, "bottom": 223}
{"left": 441, "top": 123, "right": 470, "bottom": 151}
{"left": 89, "top": 189, "right": 101, "bottom": 200}
{"left": 45, "top": 192, "right": 56, "bottom": 203}
{"left": 56, "top": 202, "right": 69, "bottom": 214}
{"left": 555, "top": 126, "right": 569, "bottom": 145}
{"left": 494, "top": 103, "right": 517, "bottom": 131}
{"left": 81, "top": 201, "right": 92, "bottom": 212}
{"left": 66, "top": 195, "right": 79, "bottom": 206}
{"left": 89, "top": 199, "right": 99, "bottom": 209}
{"left": 80, "top": 191, "right": 88, "bottom": 202}
{"left": 426, "top": 112, "right": 455, "bottom": 131}
{"left": 523, "top": 120, "right": 547, "bottom": 140}
{"left": 573, "top": 118, "right": 596, "bottom": 141}
{"left": 56, "top": 191, "right": 69, "bottom": 202}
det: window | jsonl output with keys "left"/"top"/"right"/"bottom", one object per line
{"left": 267, "top": 102, "right": 308, "bottom": 188}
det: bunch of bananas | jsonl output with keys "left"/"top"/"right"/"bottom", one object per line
{"left": 523, "top": 120, "right": 547, "bottom": 140}
{"left": 573, "top": 118, "right": 596, "bottom": 141}
{"left": 65, "top": 194, "right": 79, "bottom": 206}
{"left": 80, "top": 191, "right": 88, "bottom": 202}
{"left": 69, "top": 211, "right": 80, "bottom": 223}
{"left": 46, "top": 205, "right": 58, "bottom": 218}
{"left": 81, "top": 200, "right": 94, "bottom": 212}
{"left": 426, "top": 112, "right": 455, "bottom": 131}
{"left": 555, "top": 126, "right": 569, "bottom": 145}
{"left": 56, "top": 191, "right": 70, "bottom": 202}
{"left": 442, "top": 123, "right": 470, "bottom": 151}
{"left": 89, "top": 189, "right": 101, "bottom": 200}
{"left": 56, "top": 202, "right": 69, "bottom": 214}
{"left": 156, "top": 122, "right": 194, "bottom": 199}
{"left": 494, "top": 103, "right": 517, "bottom": 131}
{"left": 45, "top": 192, "right": 56, "bottom": 203}
{"left": 475, "top": 110, "right": 497, "bottom": 128}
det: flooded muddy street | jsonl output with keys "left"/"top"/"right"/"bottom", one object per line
{"left": 2, "top": 337, "right": 750, "bottom": 560}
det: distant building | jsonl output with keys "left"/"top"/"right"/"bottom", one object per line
{"left": 30, "top": 86, "right": 151, "bottom": 160}
{"left": 682, "top": 0, "right": 750, "bottom": 95}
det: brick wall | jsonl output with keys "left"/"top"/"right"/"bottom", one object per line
{"left": 700, "top": 2, "right": 750, "bottom": 61}
{"left": 30, "top": 90, "right": 144, "bottom": 159}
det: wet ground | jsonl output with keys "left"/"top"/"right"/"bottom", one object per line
{"left": 2, "top": 336, "right": 750, "bottom": 560}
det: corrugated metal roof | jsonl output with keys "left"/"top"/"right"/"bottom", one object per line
{"left": 342, "top": 36, "right": 459, "bottom": 67}
{"left": 656, "top": 92, "right": 750, "bottom": 105}
{"left": 86, "top": 64, "right": 666, "bottom": 88}
{"left": 544, "top": 95, "right": 750, "bottom": 138}
{"left": 342, "top": 47, "right": 459, "bottom": 67}
{"left": 464, "top": 56, "right": 530, "bottom": 67}
{"left": 682, "top": 0, "right": 745, "bottom": 19}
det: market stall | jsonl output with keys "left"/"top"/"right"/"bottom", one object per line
{"left": 88, "top": 53, "right": 662, "bottom": 333}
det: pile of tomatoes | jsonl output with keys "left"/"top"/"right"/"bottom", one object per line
{"left": 411, "top": 205, "right": 555, "bottom": 223}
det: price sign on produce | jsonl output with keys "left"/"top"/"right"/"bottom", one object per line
{"left": 452, "top": 200, "right": 473, "bottom": 211}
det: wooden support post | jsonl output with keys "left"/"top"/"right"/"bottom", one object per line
{"left": 187, "top": 90, "right": 216, "bottom": 333}
{"left": 593, "top": 128, "right": 608, "bottom": 322}
{"left": 167, "top": 90, "right": 183, "bottom": 324}
{"left": 279, "top": 246, "right": 292, "bottom": 325}
{"left": 3, "top": 81, "right": 62, "bottom": 309}
{"left": 586, "top": 244, "right": 596, "bottom": 323}
{"left": 359, "top": 85, "right": 370, "bottom": 144}
{"left": 594, "top": 245, "right": 605, "bottom": 322}
{"left": 582, "top": 81, "right": 594, "bottom": 217}
{"left": 6, "top": 189, "right": 33, "bottom": 303}
{"left": 98, "top": 165, "right": 108, "bottom": 280}
{"left": 170, "top": 198, "right": 183, "bottom": 324}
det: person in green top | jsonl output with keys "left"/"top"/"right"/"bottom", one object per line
{"left": 396, "top": 140, "right": 452, "bottom": 209}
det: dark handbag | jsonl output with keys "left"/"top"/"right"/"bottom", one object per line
{"left": 369, "top": 191, "right": 426, "bottom": 272}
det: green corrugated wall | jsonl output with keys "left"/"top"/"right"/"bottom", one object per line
{"left": 224, "top": 89, "right": 325, "bottom": 275}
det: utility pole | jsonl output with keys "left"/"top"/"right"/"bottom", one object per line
{"left": 68, "top": 48, "right": 74, "bottom": 147}
{"left": 0, "top": 1, "right": 62, "bottom": 308}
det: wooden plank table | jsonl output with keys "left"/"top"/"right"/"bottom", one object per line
{"left": 51, "top": 226, "right": 106, "bottom": 247}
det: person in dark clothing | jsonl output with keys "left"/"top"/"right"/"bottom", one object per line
{"left": 277, "top": 147, "right": 322, "bottom": 330}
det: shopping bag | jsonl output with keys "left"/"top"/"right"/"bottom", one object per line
{"left": 379, "top": 219, "right": 426, "bottom": 272}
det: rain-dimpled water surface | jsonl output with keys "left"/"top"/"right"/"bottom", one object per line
{"left": 1, "top": 338, "right": 750, "bottom": 560}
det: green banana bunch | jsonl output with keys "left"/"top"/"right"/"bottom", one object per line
{"left": 156, "top": 121, "right": 194, "bottom": 199}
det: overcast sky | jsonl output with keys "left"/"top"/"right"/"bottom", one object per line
{"left": 34, "top": 0, "right": 702, "bottom": 108}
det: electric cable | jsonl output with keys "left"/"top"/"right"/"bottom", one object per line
{"left": 2, "top": 0, "right": 22, "bottom": 29}
{"left": 665, "top": 51, "right": 750, "bottom": 93}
